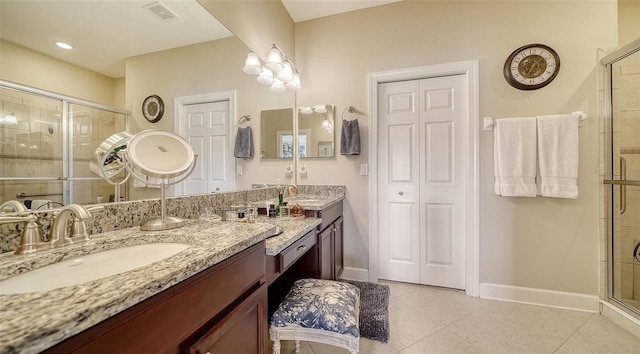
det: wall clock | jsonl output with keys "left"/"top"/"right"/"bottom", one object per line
{"left": 142, "top": 95, "right": 164, "bottom": 123}
{"left": 503, "top": 44, "right": 560, "bottom": 90}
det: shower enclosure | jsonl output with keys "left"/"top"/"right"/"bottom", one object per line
{"left": 0, "top": 80, "right": 129, "bottom": 208}
{"left": 603, "top": 38, "right": 640, "bottom": 316}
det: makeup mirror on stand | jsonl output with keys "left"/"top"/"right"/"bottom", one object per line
{"left": 93, "top": 130, "right": 198, "bottom": 231}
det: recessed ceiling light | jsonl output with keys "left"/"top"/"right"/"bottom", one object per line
{"left": 55, "top": 41, "right": 73, "bottom": 50}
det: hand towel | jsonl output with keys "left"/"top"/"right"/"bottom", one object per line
{"left": 234, "top": 126, "right": 254, "bottom": 158}
{"left": 494, "top": 117, "right": 537, "bottom": 197}
{"left": 340, "top": 119, "right": 360, "bottom": 155}
{"left": 536, "top": 114, "right": 579, "bottom": 199}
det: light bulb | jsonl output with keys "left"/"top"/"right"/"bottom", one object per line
{"left": 276, "top": 61, "right": 294, "bottom": 82}
{"left": 242, "top": 52, "right": 262, "bottom": 75}
{"left": 285, "top": 74, "right": 302, "bottom": 91}
{"left": 270, "top": 78, "right": 286, "bottom": 93}
{"left": 299, "top": 107, "right": 313, "bottom": 114}
{"left": 321, "top": 119, "right": 332, "bottom": 129}
{"left": 265, "top": 45, "right": 284, "bottom": 72}
{"left": 313, "top": 105, "right": 327, "bottom": 114}
{"left": 257, "top": 67, "right": 274, "bottom": 85}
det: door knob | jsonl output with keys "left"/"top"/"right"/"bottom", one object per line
{"left": 399, "top": 191, "right": 404, "bottom": 195}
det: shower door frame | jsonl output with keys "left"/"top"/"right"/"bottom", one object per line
{"left": 602, "top": 38, "right": 640, "bottom": 317}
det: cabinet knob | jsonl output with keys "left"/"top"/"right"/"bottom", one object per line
{"left": 399, "top": 191, "right": 404, "bottom": 195}
{"left": 297, "top": 245, "right": 306, "bottom": 253}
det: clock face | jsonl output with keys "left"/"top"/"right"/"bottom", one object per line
{"left": 142, "top": 95, "right": 164, "bottom": 123}
{"left": 504, "top": 44, "right": 560, "bottom": 90}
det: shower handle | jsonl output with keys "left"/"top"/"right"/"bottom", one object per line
{"left": 620, "top": 157, "right": 627, "bottom": 215}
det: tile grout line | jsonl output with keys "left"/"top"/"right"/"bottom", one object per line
{"left": 550, "top": 312, "right": 595, "bottom": 354}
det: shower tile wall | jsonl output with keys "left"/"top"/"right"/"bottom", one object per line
{"left": 612, "top": 54, "right": 640, "bottom": 306}
{"left": 1, "top": 88, "right": 63, "bottom": 207}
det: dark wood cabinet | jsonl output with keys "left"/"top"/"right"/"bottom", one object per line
{"left": 333, "top": 216, "right": 344, "bottom": 280}
{"left": 319, "top": 226, "right": 333, "bottom": 279}
{"left": 188, "top": 283, "right": 267, "bottom": 354}
{"left": 45, "top": 242, "right": 267, "bottom": 354}
{"left": 316, "top": 202, "right": 344, "bottom": 280}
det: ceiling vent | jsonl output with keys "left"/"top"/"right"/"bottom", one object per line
{"left": 143, "top": 2, "right": 178, "bottom": 22}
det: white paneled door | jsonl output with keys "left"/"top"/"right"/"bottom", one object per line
{"left": 182, "top": 100, "right": 233, "bottom": 194}
{"left": 378, "top": 75, "right": 467, "bottom": 289}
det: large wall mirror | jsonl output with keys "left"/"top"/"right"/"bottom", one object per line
{"left": 0, "top": 1, "right": 296, "bottom": 209}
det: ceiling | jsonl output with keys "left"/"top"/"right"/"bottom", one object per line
{"left": 0, "top": 0, "right": 401, "bottom": 79}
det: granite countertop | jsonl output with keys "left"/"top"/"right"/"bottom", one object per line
{"left": 0, "top": 220, "right": 276, "bottom": 354}
{"left": 250, "top": 194, "right": 344, "bottom": 211}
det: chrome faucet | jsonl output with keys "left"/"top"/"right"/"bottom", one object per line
{"left": 50, "top": 204, "right": 96, "bottom": 247}
{"left": 0, "top": 200, "right": 28, "bottom": 213}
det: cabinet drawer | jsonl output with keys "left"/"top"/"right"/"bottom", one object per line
{"left": 279, "top": 230, "right": 316, "bottom": 272}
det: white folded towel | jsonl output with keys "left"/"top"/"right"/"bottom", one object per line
{"left": 536, "top": 114, "right": 580, "bottom": 199}
{"left": 494, "top": 117, "right": 537, "bottom": 197}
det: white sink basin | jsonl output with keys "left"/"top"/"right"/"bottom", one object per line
{"left": 0, "top": 243, "right": 190, "bottom": 295}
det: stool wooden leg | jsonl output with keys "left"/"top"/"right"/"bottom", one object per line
{"left": 272, "top": 339, "right": 281, "bottom": 354}
{"left": 294, "top": 340, "right": 301, "bottom": 352}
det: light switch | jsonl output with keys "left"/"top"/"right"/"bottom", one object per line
{"left": 285, "top": 164, "right": 293, "bottom": 175}
{"left": 236, "top": 164, "right": 243, "bottom": 176}
{"left": 299, "top": 164, "right": 307, "bottom": 176}
{"left": 360, "top": 163, "right": 368, "bottom": 176}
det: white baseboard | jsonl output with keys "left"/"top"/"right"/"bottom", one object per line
{"left": 479, "top": 282, "right": 599, "bottom": 313}
{"left": 340, "top": 267, "right": 369, "bottom": 282}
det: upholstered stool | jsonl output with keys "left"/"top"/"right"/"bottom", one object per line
{"left": 270, "top": 278, "right": 360, "bottom": 354}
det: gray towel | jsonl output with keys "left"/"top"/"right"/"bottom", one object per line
{"left": 234, "top": 126, "right": 254, "bottom": 158}
{"left": 340, "top": 119, "right": 360, "bottom": 155}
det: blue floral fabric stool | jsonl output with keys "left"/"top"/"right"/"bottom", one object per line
{"left": 270, "top": 278, "right": 360, "bottom": 354}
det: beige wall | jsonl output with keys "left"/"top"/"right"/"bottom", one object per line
{"left": 619, "top": 0, "right": 640, "bottom": 45}
{"left": 0, "top": 40, "right": 118, "bottom": 105}
{"left": 295, "top": 0, "right": 618, "bottom": 295}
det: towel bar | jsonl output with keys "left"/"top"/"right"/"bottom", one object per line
{"left": 483, "top": 111, "right": 587, "bottom": 131}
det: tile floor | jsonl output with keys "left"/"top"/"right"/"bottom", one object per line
{"left": 269, "top": 280, "right": 640, "bottom": 353}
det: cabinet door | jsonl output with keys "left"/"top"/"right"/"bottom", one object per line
{"left": 318, "top": 227, "right": 333, "bottom": 280}
{"left": 333, "top": 217, "right": 344, "bottom": 280}
{"left": 188, "top": 283, "right": 267, "bottom": 354}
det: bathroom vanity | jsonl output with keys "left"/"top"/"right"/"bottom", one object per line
{"left": 0, "top": 189, "right": 345, "bottom": 353}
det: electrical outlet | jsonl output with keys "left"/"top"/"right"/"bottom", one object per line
{"left": 299, "top": 164, "right": 307, "bottom": 176}
{"left": 285, "top": 164, "right": 293, "bottom": 175}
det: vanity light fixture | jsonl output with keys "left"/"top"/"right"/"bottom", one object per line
{"left": 242, "top": 44, "right": 301, "bottom": 93}
{"left": 0, "top": 112, "right": 18, "bottom": 125}
{"left": 55, "top": 41, "right": 73, "bottom": 50}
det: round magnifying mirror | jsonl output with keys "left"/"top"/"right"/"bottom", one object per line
{"left": 126, "top": 130, "right": 195, "bottom": 179}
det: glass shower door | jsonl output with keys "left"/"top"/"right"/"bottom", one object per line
{"left": 606, "top": 42, "right": 640, "bottom": 313}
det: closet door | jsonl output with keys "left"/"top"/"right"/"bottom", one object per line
{"left": 378, "top": 80, "right": 421, "bottom": 283}
{"left": 378, "top": 75, "right": 467, "bottom": 290}
{"left": 419, "top": 75, "right": 467, "bottom": 290}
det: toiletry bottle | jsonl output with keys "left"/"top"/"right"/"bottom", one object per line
{"left": 276, "top": 192, "right": 283, "bottom": 216}
{"left": 269, "top": 204, "right": 276, "bottom": 218}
